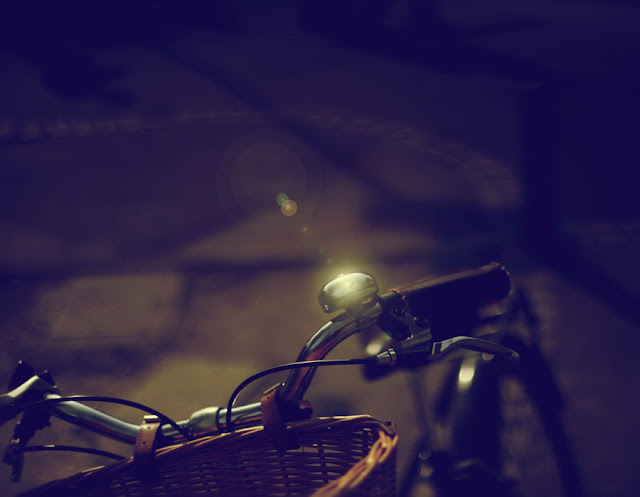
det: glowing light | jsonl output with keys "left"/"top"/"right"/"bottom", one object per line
{"left": 458, "top": 361, "right": 475, "bottom": 386}
{"left": 280, "top": 199, "right": 298, "bottom": 216}
{"left": 276, "top": 193, "right": 289, "bottom": 206}
{"left": 302, "top": 226, "right": 309, "bottom": 232}
{"left": 366, "top": 341, "right": 383, "bottom": 356}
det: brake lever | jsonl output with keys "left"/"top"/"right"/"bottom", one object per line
{"left": 430, "top": 336, "right": 519, "bottom": 362}
{"left": 1, "top": 364, "right": 60, "bottom": 482}
{"left": 1, "top": 363, "right": 60, "bottom": 426}
{"left": 375, "top": 334, "right": 519, "bottom": 369}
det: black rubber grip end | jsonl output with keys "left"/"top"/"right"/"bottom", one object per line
{"left": 396, "top": 262, "right": 511, "bottom": 340}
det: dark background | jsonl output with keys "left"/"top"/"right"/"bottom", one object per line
{"left": 1, "top": 1, "right": 639, "bottom": 495}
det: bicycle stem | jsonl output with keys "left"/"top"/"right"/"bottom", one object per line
{"left": 279, "top": 303, "right": 383, "bottom": 403}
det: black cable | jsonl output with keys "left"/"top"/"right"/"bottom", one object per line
{"left": 22, "top": 445, "right": 125, "bottom": 461}
{"left": 225, "top": 357, "right": 375, "bottom": 431}
{"left": 17, "top": 396, "right": 192, "bottom": 441}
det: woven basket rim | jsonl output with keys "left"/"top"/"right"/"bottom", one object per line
{"left": 22, "top": 415, "right": 397, "bottom": 497}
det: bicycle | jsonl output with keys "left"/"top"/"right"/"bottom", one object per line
{"left": 0, "top": 262, "right": 573, "bottom": 496}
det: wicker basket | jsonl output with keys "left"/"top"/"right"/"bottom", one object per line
{"left": 21, "top": 416, "right": 397, "bottom": 497}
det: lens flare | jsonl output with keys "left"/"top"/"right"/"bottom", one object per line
{"left": 276, "top": 193, "right": 289, "bottom": 206}
{"left": 281, "top": 199, "right": 298, "bottom": 216}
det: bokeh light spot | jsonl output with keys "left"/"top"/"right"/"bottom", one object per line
{"left": 281, "top": 199, "right": 298, "bottom": 216}
{"left": 276, "top": 192, "right": 289, "bottom": 206}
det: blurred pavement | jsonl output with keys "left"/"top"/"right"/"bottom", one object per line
{"left": 1, "top": 1, "right": 639, "bottom": 495}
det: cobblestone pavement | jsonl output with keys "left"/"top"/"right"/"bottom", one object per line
{"left": 1, "top": 2, "right": 639, "bottom": 496}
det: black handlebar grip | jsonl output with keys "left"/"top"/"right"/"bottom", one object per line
{"left": 394, "top": 262, "right": 511, "bottom": 340}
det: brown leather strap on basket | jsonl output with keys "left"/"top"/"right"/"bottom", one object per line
{"left": 134, "top": 415, "right": 162, "bottom": 480}
{"left": 261, "top": 388, "right": 299, "bottom": 451}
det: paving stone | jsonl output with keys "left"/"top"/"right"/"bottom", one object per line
{"left": 0, "top": 274, "right": 184, "bottom": 374}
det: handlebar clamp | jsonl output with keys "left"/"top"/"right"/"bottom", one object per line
{"left": 377, "top": 291, "right": 430, "bottom": 342}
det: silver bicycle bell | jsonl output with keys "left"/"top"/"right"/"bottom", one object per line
{"left": 318, "top": 272, "right": 379, "bottom": 313}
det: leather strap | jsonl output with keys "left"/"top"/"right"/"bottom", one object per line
{"left": 261, "top": 389, "right": 299, "bottom": 451}
{"left": 134, "top": 415, "right": 162, "bottom": 480}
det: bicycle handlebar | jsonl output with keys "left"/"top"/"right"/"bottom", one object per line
{"left": 1, "top": 263, "right": 515, "bottom": 450}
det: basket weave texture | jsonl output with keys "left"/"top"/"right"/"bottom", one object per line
{"left": 21, "top": 416, "right": 397, "bottom": 497}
